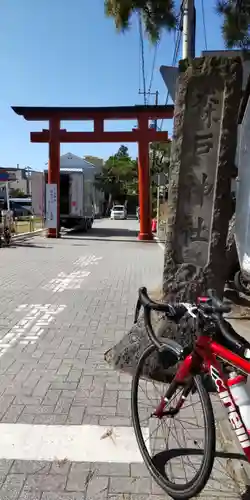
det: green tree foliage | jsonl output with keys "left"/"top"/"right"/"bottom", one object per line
{"left": 150, "top": 141, "right": 171, "bottom": 216}
{"left": 9, "top": 188, "right": 27, "bottom": 198}
{"left": 105, "top": 0, "right": 250, "bottom": 48}
{"left": 95, "top": 145, "right": 138, "bottom": 205}
{"left": 83, "top": 156, "right": 104, "bottom": 168}
{"left": 150, "top": 141, "right": 171, "bottom": 178}
{"left": 96, "top": 142, "right": 171, "bottom": 212}
{"left": 104, "top": 0, "right": 176, "bottom": 42}
{"left": 216, "top": 1, "right": 250, "bottom": 49}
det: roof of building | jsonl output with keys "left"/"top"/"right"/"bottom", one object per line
{"left": 60, "top": 153, "right": 96, "bottom": 170}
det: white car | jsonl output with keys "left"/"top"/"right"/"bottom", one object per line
{"left": 110, "top": 205, "right": 127, "bottom": 220}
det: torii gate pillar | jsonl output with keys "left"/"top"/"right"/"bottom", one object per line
{"left": 48, "top": 118, "right": 60, "bottom": 238}
{"left": 138, "top": 117, "right": 151, "bottom": 240}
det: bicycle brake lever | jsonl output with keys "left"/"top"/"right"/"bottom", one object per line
{"left": 134, "top": 298, "right": 142, "bottom": 323}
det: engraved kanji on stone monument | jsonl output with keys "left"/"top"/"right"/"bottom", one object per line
{"left": 200, "top": 173, "right": 213, "bottom": 206}
{"left": 165, "top": 57, "right": 242, "bottom": 276}
{"left": 165, "top": 56, "right": 242, "bottom": 287}
{"left": 183, "top": 216, "right": 209, "bottom": 245}
{"left": 191, "top": 216, "right": 209, "bottom": 242}
{"left": 174, "top": 79, "right": 223, "bottom": 266}
{"left": 194, "top": 132, "right": 213, "bottom": 155}
{"left": 192, "top": 91, "right": 220, "bottom": 129}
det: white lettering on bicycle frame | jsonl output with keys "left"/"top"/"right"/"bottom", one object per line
{"left": 210, "top": 365, "right": 250, "bottom": 449}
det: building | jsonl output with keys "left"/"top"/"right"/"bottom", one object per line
{"left": 0, "top": 166, "right": 32, "bottom": 196}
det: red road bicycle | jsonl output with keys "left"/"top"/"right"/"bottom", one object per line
{"left": 131, "top": 287, "right": 250, "bottom": 499}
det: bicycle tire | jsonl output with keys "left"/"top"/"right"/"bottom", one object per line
{"left": 131, "top": 342, "right": 216, "bottom": 500}
{"left": 234, "top": 270, "right": 250, "bottom": 296}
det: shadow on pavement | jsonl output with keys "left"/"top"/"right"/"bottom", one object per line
{"left": 152, "top": 448, "right": 248, "bottom": 498}
{"left": 10, "top": 241, "right": 53, "bottom": 249}
{"left": 63, "top": 226, "right": 140, "bottom": 242}
{"left": 71, "top": 238, "right": 143, "bottom": 244}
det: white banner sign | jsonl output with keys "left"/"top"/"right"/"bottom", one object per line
{"left": 45, "top": 183, "right": 57, "bottom": 229}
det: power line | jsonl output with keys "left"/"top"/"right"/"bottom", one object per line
{"left": 201, "top": 0, "right": 208, "bottom": 50}
{"left": 138, "top": 13, "right": 147, "bottom": 105}
{"left": 147, "top": 43, "right": 159, "bottom": 98}
{"left": 138, "top": 31, "right": 141, "bottom": 96}
{"left": 158, "top": 25, "right": 182, "bottom": 132}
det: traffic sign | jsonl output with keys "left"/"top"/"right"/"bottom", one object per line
{"left": 160, "top": 66, "right": 179, "bottom": 103}
{"left": 153, "top": 172, "right": 168, "bottom": 185}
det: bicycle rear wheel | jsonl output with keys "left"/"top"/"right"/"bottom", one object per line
{"left": 131, "top": 342, "right": 216, "bottom": 500}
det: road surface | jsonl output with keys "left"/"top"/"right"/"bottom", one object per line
{"left": 0, "top": 218, "right": 245, "bottom": 499}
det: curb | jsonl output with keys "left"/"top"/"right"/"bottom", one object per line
{"left": 12, "top": 228, "right": 45, "bottom": 241}
{"left": 153, "top": 235, "right": 165, "bottom": 251}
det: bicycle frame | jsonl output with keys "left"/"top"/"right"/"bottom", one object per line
{"left": 161, "top": 334, "right": 250, "bottom": 462}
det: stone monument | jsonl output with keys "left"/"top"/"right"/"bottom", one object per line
{"left": 105, "top": 56, "right": 243, "bottom": 378}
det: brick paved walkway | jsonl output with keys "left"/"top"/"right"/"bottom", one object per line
{"left": 0, "top": 219, "right": 245, "bottom": 499}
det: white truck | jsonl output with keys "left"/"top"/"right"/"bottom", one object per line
{"left": 43, "top": 168, "right": 94, "bottom": 230}
{"left": 59, "top": 168, "right": 94, "bottom": 230}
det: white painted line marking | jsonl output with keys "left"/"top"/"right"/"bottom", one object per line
{"left": 74, "top": 255, "right": 103, "bottom": 267}
{"left": 43, "top": 271, "right": 90, "bottom": 292}
{"left": 43, "top": 254, "right": 103, "bottom": 293}
{"left": 0, "top": 424, "right": 148, "bottom": 463}
{"left": 0, "top": 304, "right": 66, "bottom": 357}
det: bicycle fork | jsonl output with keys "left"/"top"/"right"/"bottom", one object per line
{"left": 152, "top": 351, "right": 201, "bottom": 419}
{"left": 153, "top": 380, "right": 193, "bottom": 419}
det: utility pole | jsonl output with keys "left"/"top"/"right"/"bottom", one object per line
{"left": 156, "top": 173, "right": 161, "bottom": 237}
{"left": 5, "top": 183, "right": 10, "bottom": 211}
{"left": 182, "top": 0, "right": 196, "bottom": 59}
{"left": 138, "top": 89, "right": 159, "bottom": 108}
{"left": 151, "top": 90, "right": 160, "bottom": 234}
{"left": 154, "top": 90, "right": 159, "bottom": 130}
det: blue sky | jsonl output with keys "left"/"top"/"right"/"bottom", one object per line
{"left": 0, "top": 0, "right": 225, "bottom": 170}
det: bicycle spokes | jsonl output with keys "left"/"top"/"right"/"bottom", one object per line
{"left": 137, "top": 377, "right": 207, "bottom": 482}
{"left": 153, "top": 379, "right": 194, "bottom": 419}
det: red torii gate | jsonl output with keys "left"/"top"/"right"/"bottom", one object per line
{"left": 12, "top": 105, "right": 173, "bottom": 240}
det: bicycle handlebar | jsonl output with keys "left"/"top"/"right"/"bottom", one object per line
{"left": 199, "top": 289, "right": 231, "bottom": 315}
{"left": 134, "top": 287, "right": 188, "bottom": 350}
{"left": 135, "top": 287, "right": 178, "bottom": 315}
{"left": 135, "top": 287, "right": 232, "bottom": 350}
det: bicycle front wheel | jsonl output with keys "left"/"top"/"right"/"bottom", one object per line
{"left": 131, "top": 343, "right": 215, "bottom": 500}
